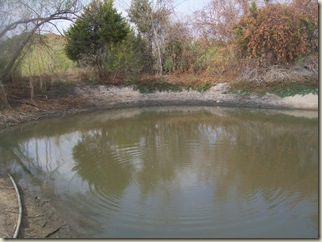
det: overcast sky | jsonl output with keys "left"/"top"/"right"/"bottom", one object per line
{"left": 114, "top": 0, "right": 210, "bottom": 16}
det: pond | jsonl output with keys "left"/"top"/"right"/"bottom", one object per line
{"left": 0, "top": 106, "right": 318, "bottom": 238}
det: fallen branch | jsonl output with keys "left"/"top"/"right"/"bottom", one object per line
{"left": 41, "top": 212, "right": 54, "bottom": 228}
{"left": 45, "top": 227, "right": 61, "bottom": 238}
{"left": 7, "top": 95, "right": 38, "bottom": 108}
{"left": 28, "top": 214, "right": 45, "bottom": 218}
{"left": 0, "top": 231, "right": 11, "bottom": 238}
{"left": 23, "top": 100, "right": 38, "bottom": 108}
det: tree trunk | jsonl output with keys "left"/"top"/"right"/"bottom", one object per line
{"left": 1, "top": 26, "right": 37, "bottom": 84}
{"left": 29, "top": 76, "right": 34, "bottom": 100}
{"left": 152, "top": 25, "right": 163, "bottom": 76}
{"left": 0, "top": 80, "right": 11, "bottom": 110}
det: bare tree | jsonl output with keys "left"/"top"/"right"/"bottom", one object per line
{"left": 128, "top": 0, "right": 173, "bottom": 76}
{"left": 193, "top": 0, "right": 265, "bottom": 43}
{"left": 0, "top": 0, "right": 83, "bottom": 109}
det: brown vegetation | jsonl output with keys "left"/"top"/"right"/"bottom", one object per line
{"left": 0, "top": 0, "right": 318, "bottom": 112}
{"left": 235, "top": 2, "right": 318, "bottom": 66}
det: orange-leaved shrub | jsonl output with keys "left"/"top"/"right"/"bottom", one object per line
{"left": 234, "top": 3, "right": 317, "bottom": 66}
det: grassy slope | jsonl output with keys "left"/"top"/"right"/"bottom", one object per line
{"left": 20, "top": 34, "right": 77, "bottom": 76}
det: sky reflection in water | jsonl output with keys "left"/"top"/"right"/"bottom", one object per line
{"left": 0, "top": 107, "right": 318, "bottom": 238}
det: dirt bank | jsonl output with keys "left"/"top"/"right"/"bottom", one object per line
{"left": 0, "top": 83, "right": 318, "bottom": 238}
{"left": 0, "top": 172, "right": 74, "bottom": 238}
{"left": 0, "top": 83, "right": 318, "bottom": 130}
{"left": 0, "top": 171, "right": 18, "bottom": 238}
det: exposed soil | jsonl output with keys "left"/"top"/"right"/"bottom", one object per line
{"left": 0, "top": 83, "right": 318, "bottom": 130}
{"left": 0, "top": 172, "right": 73, "bottom": 238}
{"left": 0, "top": 83, "right": 318, "bottom": 238}
{"left": 18, "top": 186, "right": 74, "bottom": 238}
{"left": 0, "top": 171, "right": 18, "bottom": 238}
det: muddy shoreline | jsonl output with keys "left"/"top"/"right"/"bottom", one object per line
{"left": 0, "top": 84, "right": 318, "bottom": 238}
{"left": 0, "top": 84, "right": 318, "bottom": 130}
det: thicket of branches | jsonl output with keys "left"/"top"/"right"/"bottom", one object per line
{"left": 0, "top": 0, "right": 84, "bottom": 108}
{"left": 0, "top": 0, "right": 318, "bottom": 110}
{"left": 235, "top": 2, "right": 318, "bottom": 66}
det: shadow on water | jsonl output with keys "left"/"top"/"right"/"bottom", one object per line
{"left": 0, "top": 107, "right": 318, "bottom": 238}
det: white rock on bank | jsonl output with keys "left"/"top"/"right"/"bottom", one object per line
{"left": 280, "top": 93, "right": 318, "bottom": 109}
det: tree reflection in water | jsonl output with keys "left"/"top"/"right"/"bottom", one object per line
{"left": 0, "top": 107, "right": 318, "bottom": 238}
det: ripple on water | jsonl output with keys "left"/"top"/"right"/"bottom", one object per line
{"left": 2, "top": 107, "right": 317, "bottom": 238}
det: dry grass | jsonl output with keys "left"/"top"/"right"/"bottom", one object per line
{"left": 236, "top": 54, "right": 318, "bottom": 83}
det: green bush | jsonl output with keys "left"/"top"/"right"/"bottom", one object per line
{"left": 64, "top": 0, "right": 129, "bottom": 71}
{"left": 227, "top": 79, "right": 318, "bottom": 97}
{"left": 194, "top": 82, "right": 211, "bottom": 93}
{"left": 133, "top": 78, "right": 182, "bottom": 93}
{"left": 104, "top": 31, "right": 145, "bottom": 78}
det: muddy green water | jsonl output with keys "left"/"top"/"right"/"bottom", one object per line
{"left": 0, "top": 107, "right": 318, "bottom": 238}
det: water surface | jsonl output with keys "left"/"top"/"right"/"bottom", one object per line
{"left": 0, "top": 107, "right": 318, "bottom": 238}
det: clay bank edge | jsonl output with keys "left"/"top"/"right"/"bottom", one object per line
{"left": 0, "top": 83, "right": 318, "bottom": 130}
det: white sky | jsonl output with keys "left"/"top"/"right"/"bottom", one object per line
{"left": 114, "top": 0, "right": 210, "bottom": 16}
{"left": 53, "top": 0, "right": 210, "bottom": 34}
